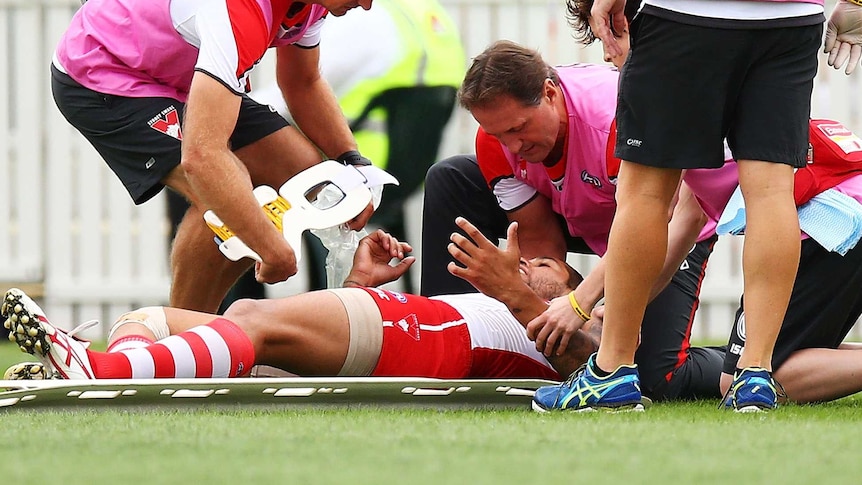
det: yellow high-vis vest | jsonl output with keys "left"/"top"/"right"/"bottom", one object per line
{"left": 339, "top": 0, "right": 466, "bottom": 168}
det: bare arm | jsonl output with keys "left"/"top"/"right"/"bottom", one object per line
{"left": 181, "top": 72, "right": 297, "bottom": 283}
{"left": 275, "top": 44, "right": 374, "bottom": 229}
{"left": 528, "top": 180, "right": 701, "bottom": 357}
{"left": 547, "top": 313, "right": 602, "bottom": 376}
{"left": 276, "top": 45, "right": 357, "bottom": 159}
{"left": 448, "top": 216, "right": 599, "bottom": 372}
{"left": 653, "top": 183, "right": 708, "bottom": 295}
{"left": 447, "top": 192, "right": 567, "bottom": 324}
{"left": 507, "top": 194, "right": 568, "bottom": 260}
{"left": 447, "top": 217, "right": 550, "bottom": 327}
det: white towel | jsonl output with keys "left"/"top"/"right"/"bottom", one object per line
{"left": 716, "top": 186, "right": 862, "bottom": 256}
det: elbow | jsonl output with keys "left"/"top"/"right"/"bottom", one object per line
{"left": 180, "top": 144, "right": 214, "bottom": 179}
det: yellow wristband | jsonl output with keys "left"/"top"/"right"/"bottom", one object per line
{"left": 567, "top": 291, "right": 591, "bottom": 322}
{"left": 847, "top": 0, "right": 862, "bottom": 7}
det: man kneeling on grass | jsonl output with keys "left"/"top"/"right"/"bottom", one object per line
{"left": 3, "top": 219, "right": 598, "bottom": 383}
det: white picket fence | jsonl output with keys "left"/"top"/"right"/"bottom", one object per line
{"left": 0, "top": 0, "right": 860, "bottom": 341}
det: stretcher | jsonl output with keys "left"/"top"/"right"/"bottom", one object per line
{"left": 0, "top": 377, "right": 558, "bottom": 411}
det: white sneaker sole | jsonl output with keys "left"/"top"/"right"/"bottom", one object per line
{"left": 734, "top": 405, "right": 772, "bottom": 413}
{"left": 531, "top": 400, "right": 646, "bottom": 413}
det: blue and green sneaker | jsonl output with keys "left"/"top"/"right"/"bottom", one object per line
{"left": 531, "top": 353, "right": 645, "bottom": 413}
{"left": 722, "top": 367, "right": 778, "bottom": 413}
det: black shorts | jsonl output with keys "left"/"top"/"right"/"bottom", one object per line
{"left": 636, "top": 236, "right": 725, "bottom": 400}
{"left": 51, "top": 65, "right": 289, "bottom": 204}
{"left": 723, "top": 238, "right": 862, "bottom": 375}
{"left": 615, "top": 14, "right": 822, "bottom": 169}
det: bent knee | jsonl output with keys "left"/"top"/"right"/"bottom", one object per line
{"left": 223, "top": 298, "right": 267, "bottom": 333}
{"left": 425, "top": 154, "right": 476, "bottom": 181}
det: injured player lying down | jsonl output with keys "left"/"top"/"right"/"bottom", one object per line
{"left": 3, "top": 220, "right": 597, "bottom": 382}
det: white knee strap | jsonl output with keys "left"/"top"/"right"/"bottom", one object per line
{"left": 108, "top": 306, "right": 170, "bottom": 341}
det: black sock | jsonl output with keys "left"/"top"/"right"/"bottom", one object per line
{"left": 591, "top": 359, "right": 611, "bottom": 378}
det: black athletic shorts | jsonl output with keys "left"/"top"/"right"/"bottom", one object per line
{"left": 51, "top": 65, "right": 289, "bottom": 204}
{"left": 636, "top": 235, "right": 725, "bottom": 401}
{"left": 615, "top": 14, "right": 822, "bottom": 169}
{"left": 723, "top": 238, "right": 862, "bottom": 375}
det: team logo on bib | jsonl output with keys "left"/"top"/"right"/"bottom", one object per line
{"left": 148, "top": 106, "right": 183, "bottom": 141}
{"left": 580, "top": 170, "right": 602, "bottom": 188}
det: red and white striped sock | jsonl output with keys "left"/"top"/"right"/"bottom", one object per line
{"left": 84, "top": 318, "right": 255, "bottom": 378}
{"left": 106, "top": 335, "right": 155, "bottom": 353}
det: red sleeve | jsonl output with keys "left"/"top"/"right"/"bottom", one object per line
{"left": 605, "top": 118, "right": 622, "bottom": 180}
{"left": 476, "top": 128, "right": 515, "bottom": 188}
{"left": 282, "top": 1, "right": 314, "bottom": 28}
{"left": 226, "top": 0, "right": 275, "bottom": 78}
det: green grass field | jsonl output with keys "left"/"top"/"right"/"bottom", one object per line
{"left": 2, "top": 341, "right": 862, "bottom": 484}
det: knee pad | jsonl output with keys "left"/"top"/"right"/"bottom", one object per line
{"left": 108, "top": 306, "right": 170, "bottom": 341}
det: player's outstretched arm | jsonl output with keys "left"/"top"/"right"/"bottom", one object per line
{"left": 447, "top": 217, "right": 549, "bottom": 327}
{"left": 448, "top": 216, "right": 599, "bottom": 373}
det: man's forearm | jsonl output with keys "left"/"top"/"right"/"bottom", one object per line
{"left": 492, "top": 283, "right": 551, "bottom": 328}
{"left": 283, "top": 77, "right": 357, "bottom": 159}
{"left": 574, "top": 261, "right": 605, "bottom": 312}
{"left": 651, "top": 187, "right": 708, "bottom": 300}
{"left": 182, "top": 70, "right": 289, "bottom": 261}
{"left": 184, "top": 148, "right": 285, "bottom": 259}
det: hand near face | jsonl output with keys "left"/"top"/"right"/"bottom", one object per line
{"left": 447, "top": 217, "right": 524, "bottom": 298}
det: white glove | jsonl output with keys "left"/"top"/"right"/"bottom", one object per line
{"left": 825, "top": 0, "right": 862, "bottom": 75}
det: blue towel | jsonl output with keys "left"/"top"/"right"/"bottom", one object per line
{"left": 799, "top": 189, "right": 862, "bottom": 255}
{"left": 716, "top": 186, "right": 862, "bottom": 256}
{"left": 716, "top": 186, "right": 747, "bottom": 236}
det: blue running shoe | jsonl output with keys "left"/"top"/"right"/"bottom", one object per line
{"left": 531, "top": 354, "right": 644, "bottom": 413}
{"left": 722, "top": 367, "right": 778, "bottom": 413}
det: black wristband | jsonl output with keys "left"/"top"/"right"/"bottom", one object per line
{"left": 336, "top": 150, "right": 372, "bottom": 167}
